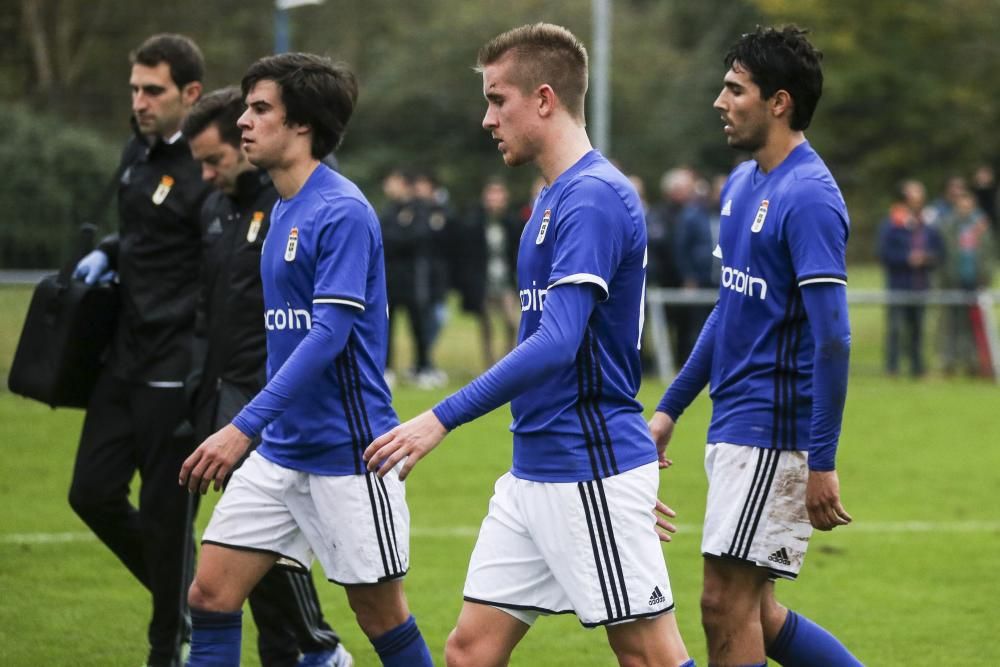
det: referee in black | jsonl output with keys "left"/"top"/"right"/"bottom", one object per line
{"left": 181, "top": 87, "right": 352, "bottom": 667}
{"left": 69, "top": 34, "right": 210, "bottom": 667}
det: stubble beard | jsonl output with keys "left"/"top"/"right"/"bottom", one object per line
{"left": 727, "top": 122, "right": 767, "bottom": 154}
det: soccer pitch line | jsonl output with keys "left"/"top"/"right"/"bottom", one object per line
{"left": 4, "top": 520, "right": 999, "bottom": 545}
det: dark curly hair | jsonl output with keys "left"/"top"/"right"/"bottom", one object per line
{"left": 724, "top": 26, "right": 823, "bottom": 131}
{"left": 241, "top": 53, "right": 358, "bottom": 158}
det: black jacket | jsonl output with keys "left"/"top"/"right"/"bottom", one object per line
{"left": 455, "top": 204, "right": 522, "bottom": 312}
{"left": 99, "top": 131, "right": 210, "bottom": 383}
{"left": 191, "top": 169, "right": 276, "bottom": 417}
{"left": 380, "top": 199, "right": 432, "bottom": 304}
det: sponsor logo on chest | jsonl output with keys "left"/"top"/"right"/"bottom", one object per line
{"left": 265, "top": 306, "right": 312, "bottom": 331}
{"left": 721, "top": 263, "right": 768, "bottom": 300}
{"left": 519, "top": 280, "right": 547, "bottom": 312}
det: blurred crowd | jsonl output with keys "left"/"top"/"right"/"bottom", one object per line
{"left": 379, "top": 162, "right": 1000, "bottom": 386}
{"left": 377, "top": 164, "right": 727, "bottom": 387}
{"left": 876, "top": 165, "right": 997, "bottom": 378}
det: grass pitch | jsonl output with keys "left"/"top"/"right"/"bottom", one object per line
{"left": 1, "top": 279, "right": 998, "bottom": 666}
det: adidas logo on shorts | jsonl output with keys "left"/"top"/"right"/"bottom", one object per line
{"left": 648, "top": 586, "right": 666, "bottom": 606}
{"left": 768, "top": 547, "right": 792, "bottom": 566}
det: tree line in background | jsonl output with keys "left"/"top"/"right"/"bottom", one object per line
{"left": 0, "top": 0, "right": 997, "bottom": 267}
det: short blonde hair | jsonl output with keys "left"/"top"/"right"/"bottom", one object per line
{"left": 476, "top": 23, "right": 588, "bottom": 122}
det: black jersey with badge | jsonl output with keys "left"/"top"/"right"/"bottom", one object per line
{"left": 196, "top": 169, "right": 276, "bottom": 396}
{"left": 98, "top": 132, "right": 210, "bottom": 383}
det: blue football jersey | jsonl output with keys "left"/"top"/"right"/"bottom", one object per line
{"left": 256, "top": 163, "right": 398, "bottom": 475}
{"left": 511, "top": 150, "right": 657, "bottom": 482}
{"left": 708, "top": 141, "right": 849, "bottom": 451}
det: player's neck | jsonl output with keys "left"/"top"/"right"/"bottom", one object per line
{"left": 754, "top": 130, "right": 806, "bottom": 174}
{"left": 271, "top": 157, "right": 322, "bottom": 200}
{"left": 536, "top": 123, "right": 593, "bottom": 185}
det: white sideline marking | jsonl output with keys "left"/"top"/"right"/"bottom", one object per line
{"left": 4, "top": 521, "right": 999, "bottom": 545}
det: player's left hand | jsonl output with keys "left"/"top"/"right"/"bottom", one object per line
{"left": 179, "top": 424, "right": 252, "bottom": 495}
{"left": 805, "top": 469, "right": 853, "bottom": 531}
{"left": 364, "top": 410, "right": 447, "bottom": 481}
{"left": 653, "top": 499, "right": 679, "bottom": 543}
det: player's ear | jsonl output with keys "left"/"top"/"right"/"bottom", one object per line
{"left": 771, "top": 89, "right": 793, "bottom": 122}
{"left": 536, "top": 84, "right": 557, "bottom": 118}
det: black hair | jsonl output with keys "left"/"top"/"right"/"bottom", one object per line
{"left": 182, "top": 86, "right": 243, "bottom": 147}
{"left": 724, "top": 25, "right": 823, "bottom": 131}
{"left": 241, "top": 53, "right": 358, "bottom": 158}
{"left": 131, "top": 33, "right": 204, "bottom": 89}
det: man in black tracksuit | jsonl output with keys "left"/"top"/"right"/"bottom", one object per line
{"left": 182, "top": 87, "right": 350, "bottom": 667}
{"left": 380, "top": 169, "right": 434, "bottom": 378}
{"left": 69, "top": 34, "right": 209, "bottom": 667}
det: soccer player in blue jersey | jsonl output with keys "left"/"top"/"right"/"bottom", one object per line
{"left": 649, "top": 26, "right": 862, "bottom": 667}
{"left": 365, "top": 23, "right": 694, "bottom": 667}
{"left": 178, "top": 53, "right": 433, "bottom": 667}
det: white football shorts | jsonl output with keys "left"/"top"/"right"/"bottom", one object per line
{"left": 202, "top": 451, "right": 409, "bottom": 585}
{"left": 702, "top": 442, "right": 812, "bottom": 579}
{"left": 463, "top": 462, "right": 676, "bottom": 627}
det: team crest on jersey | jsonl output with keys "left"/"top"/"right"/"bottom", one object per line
{"left": 535, "top": 209, "right": 552, "bottom": 245}
{"left": 284, "top": 227, "right": 299, "bottom": 261}
{"left": 151, "top": 175, "right": 174, "bottom": 205}
{"left": 247, "top": 211, "right": 264, "bottom": 243}
{"left": 751, "top": 199, "right": 769, "bottom": 233}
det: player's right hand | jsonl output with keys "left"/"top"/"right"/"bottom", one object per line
{"left": 364, "top": 410, "right": 447, "bottom": 481}
{"left": 806, "top": 469, "right": 853, "bottom": 531}
{"left": 647, "top": 411, "right": 676, "bottom": 469}
{"left": 179, "top": 423, "right": 252, "bottom": 494}
{"left": 72, "top": 249, "right": 110, "bottom": 285}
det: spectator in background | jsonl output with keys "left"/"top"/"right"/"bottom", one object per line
{"left": 645, "top": 169, "right": 683, "bottom": 372}
{"left": 971, "top": 163, "right": 997, "bottom": 233}
{"left": 380, "top": 168, "right": 433, "bottom": 387}
{"left": 706, "top": 173, "right": 728, "bottom": 286}
{"left": 926, "top": 174, "right": 967, "bottom": 224}
{"left": 647, "top": 168, "right": 683, "bottom": 293}
{"left": 413, "top": 171, "right": 458, "bottom": 389}
{"left": 411, "top": 170, "right": 452, "bottom": 388}
{"left": 672, "top": 169, "right": 716, "bottom": 364}
{"left": 938, "top": 187, "right": 995, "bottom": 376}
{"left": 458, "top": 176, "right": 522, "bottom": 368}
{"left": 877, "top": 179, "right": 944, "bottom": 377}
{"left": 518, "top": 174, "right": 547, "bottom": 223}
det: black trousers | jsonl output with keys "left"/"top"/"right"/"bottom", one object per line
{"left": 885, "top": 303, "right": 926, "bottom": 376}
{"left": 208, "top": 380, "right": 342, "bottom": 667}
{"left": 387, "top": 294, "right": 433, "bottom": 372}
{"left": 69, "top": 371, "right": 197, "bottom": 666}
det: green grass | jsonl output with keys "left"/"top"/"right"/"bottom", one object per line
{"left": 1, "top": 270, "right": 999, "bottom": 665}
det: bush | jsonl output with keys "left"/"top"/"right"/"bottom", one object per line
{"left": 0, "top": 105, "right": 119, "bottom": 268}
